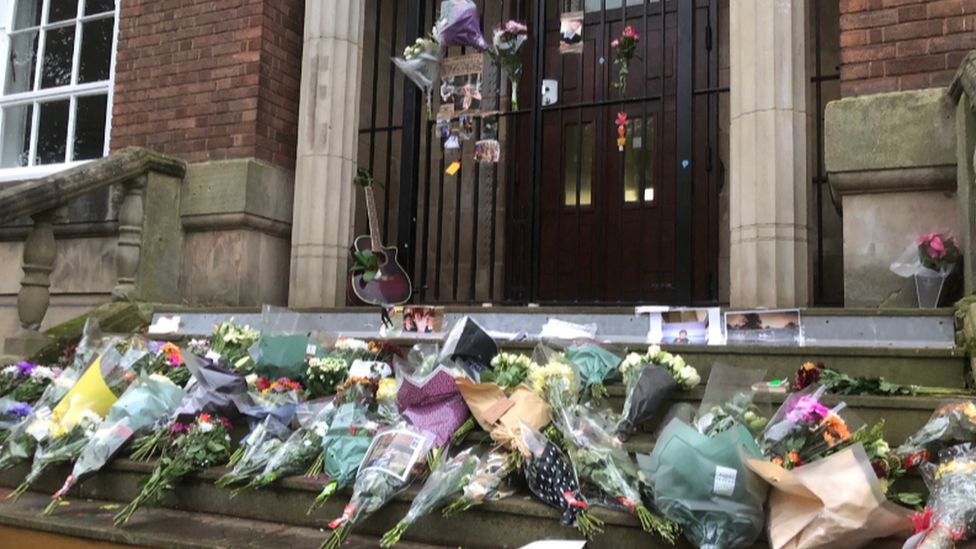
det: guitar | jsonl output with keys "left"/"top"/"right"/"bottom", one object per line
{"left": 348, "top": 171, "right": 412, "bottom": 306}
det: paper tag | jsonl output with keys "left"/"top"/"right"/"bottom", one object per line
{"left": 305, "top": 344, "right": 317, "bottom": 356}
{"left": 205, "top": 350, "right": 222, "bottom": 363}
{"left": 713, "top": 466, "right": 737, "bottom": 497}
{"left": 446, "top": 160, "right": 461, "bottom": 175}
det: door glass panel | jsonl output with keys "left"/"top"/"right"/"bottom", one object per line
{"left": 624, "top": 117, "right": 654, "bottom": 203}
{"left": 1, "top": 104, "right": 33, "bottom": 167}
{"left": 584, "top": 0, "right": 657, "bottom": 12}
{"left": 563, "top": 122, "right": 593, "bottom": 207}
{"left": 35, "top": 99, "right": 69, "bottom": 164}
{"left": 41, "top": 26, "right": 75, "bottom": 89}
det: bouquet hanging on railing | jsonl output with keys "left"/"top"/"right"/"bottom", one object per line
{"left": 615, "top": 346, "right": 700, "bottom": 441}
{"left": 44, "top": 374, "right": 185, "bottom": 514}
{"left": 0, "top": 361, "right": 60, "bottom": 404}
{"left": 611, "top": 26, "right": 640, "bottom": 96}
{"left": 905, "top": 444, "right": 976, "bottom": 549}
{"left": 114, "top": 413, "right": 233, "bottom": 526}
{"left": 433, "top": 0, "right": 488, "bottom": 51}
{"left": 307, "top": 399, "right": 383, "bottom": 512}
{"left": 208, "top": 319, "right": 259, "bottom": 373}
{"left": 488, "top": 20, "right": 528, "bottom": 110}
{"left": 481, "top": 352, "right": 531, "bottom": 388}
{"left": 520, "top": 421, "right": 604, "bottom": 538}
{"left": 895, "top": 401, "right": 976, "bottom": 470}
{"left": 243, "top": 398, "right": 338, "bottom": 490}
{"left": 379, "top": 447, "right": 480, "bottom": 547}
{"left": 794, "top": 361, "right": 963, "bottom": 397}
{"left": 758, "top": 384, "right": 858, "bottom": 469}
{"left": 394, "top": 37, "right": 442, "bottom": 118}
{"left": 564, "top": 343, "right": 621, "bottom": 400}
{"left": 320, "top": 425, "right": 432, "bottom": 549}
{"left": 442, "top": 448, "right": 515, "bottom": 517}
{"left": 555, "top": 403, "right": 679, "bottom": 542}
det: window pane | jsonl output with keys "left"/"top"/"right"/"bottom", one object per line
{"left": 563, "top": 122, "right": 593, "bottom": 207}
{"left": 48, "top": 0, "right": 79, "bottom": 23}
{"left": 79, "top": 18, "right": 113, "bottom": 83}
{"left": 1, "top": 104, "right": 33, "bottom": 167}
{"left": 73, "top": 94, "right": 107, "bottom": 160}
{"left": 584, "top": 0, "right": 656, "bottom": 12}
{"left": 41, "top": 26, "right": 75, "bottom": 88}
{"left": 624, "top": 117, "right": 654, "bottom": 203}
{"left": 5, "top": 31, "right": 39, "bottom": 94}
{"left": 85, "top": 0, "right": 115, "bottom": 15}
{"left": 35, "top": 99, "right": 69, "bottom": 164}
{"left": 12, "top": 0, "right": 41, "bottom": 30}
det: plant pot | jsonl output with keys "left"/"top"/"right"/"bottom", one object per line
{"left": 914, "top": 269, "right": 948, "bottom": 309}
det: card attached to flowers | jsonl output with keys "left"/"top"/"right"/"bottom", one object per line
{"left": 359, "top": 428, "right": 428, "bottom": 483}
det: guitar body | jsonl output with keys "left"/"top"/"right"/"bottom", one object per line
{"left": 348, "top": 235, "right": 412, "bottom": 306}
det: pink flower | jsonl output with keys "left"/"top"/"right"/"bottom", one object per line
{"left": 929, "top": 236, "right": 946, "bottom": 258}
{"left": 610, "top": 39, "right": 619, "bottom": 48}
{"left": 615, "top": 111, "right": 628, "bottom": 126}
{"left": 622, "top": 26, "right": 638, "bottom": 40}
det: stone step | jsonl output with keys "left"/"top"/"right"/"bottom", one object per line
{"left": 0, "top": 488, "right": 452, "bottom": 549}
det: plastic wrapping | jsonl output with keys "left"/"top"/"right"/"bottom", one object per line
{"left": 395, "top": 365, "right": 469, "bottom": 447}
{"left": 639, "top": 418, "right": 768, "bottom": 549}
{"left": 243, "top": 398, "right": 338, "bottom": 490}
{"left": 907, "top": 444, "right": 976, "bottom": 549}
{"left": 216, "top": 415, "right": 291, "bottom": 488}
{"left": 442, "top": 448, "right": 515, "bottom": 516}
{"left": 394, "top": 344, "right": 442, "bottom": 379}
{"left": 173, "top": 352, "right": 251, "bottom": 422}
{"left": 393, "top": 41, "right": 441, "bottom": 117}
{"left": 250, "top": 305, "right": 310, "bottom": 380}
{"left": 488, "top": 20, "right": 528, "bottom": 110}
{"left": 694, "top": 364, "right": 769, "bottom": 437}
{"left": 439, "top": 316, "right": 497, "bottom": 376}
{"left": 433, "top": 0, "right": 488, "bottom": 51}
{"left": 896, "top": 401, "right": 976, "bottom": 469}
{"left": 615, "top": 361, "right": 678, "bottom": 442}
{"left": 564, "top": 344, "right": 620, "bottom": 398}
{"left": 759, "top": 384, "right": 861, "bottom": 469}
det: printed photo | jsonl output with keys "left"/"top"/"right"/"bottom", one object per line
{"left": 725, "top": 309, "right": 802, "bottom": 346}
{"left": 360, "top": 429, "right": 427, "bottom": 482}
{"left": 661, "top": 310, "right": 709, "bottom": 345}
{"left": 559, "top": 11, "right": 584, "bottom": 54}
{"left": 440, "top": 54, "right": 484, "bottom": 115}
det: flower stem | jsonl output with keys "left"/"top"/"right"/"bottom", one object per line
{"left": 226, "top": 446, "right": 244, "bottom": 467}
{"left": 450, "top": 418, "right": 475, "bottom": 446}
{"left": 7, "top": 464, "right": 45, "bottom": 501}
{"left": 320, "top": 524, "right": 350, "bottom": 549}
{"left": 307, "top": 481, "right": 338, "bottom": 515}
{"left": 441, "top": 496, "right": 472, "bottom": 517}
{"left": 575, "top": 512, "right": 605, "bottom": 539}
{"left": 379, "top": 520, "right": 410, "bottom": 547}
{"left": 43, "top": 496, "right": 63, "bottom": 516}
{"left": 305, "top": 453, "right": 324, "bottom": 478}
{"left": 636, "top": 504, "right": 679, "bottom": 543}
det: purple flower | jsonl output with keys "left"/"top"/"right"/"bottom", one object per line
{"left": 3, "top": 402, "right": 31, "bottom": 419}
{"left": 147, "top": 341, "right": 162, "bottom": 355}
{"left": 785, "top": 395, "right": 829, "bottom": 425}
{"left": 14, "top": 361, "right": 37, "bottom": 378}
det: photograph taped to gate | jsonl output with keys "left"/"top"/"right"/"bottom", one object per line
{"left": 559, "top": 11, "right": 584, "bottom": 54}
{"left": 440, "top": 54, "right": 484, "bottom": 115}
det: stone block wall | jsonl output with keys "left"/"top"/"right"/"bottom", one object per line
{"left": 111, "top": 0, "right": 303, "bottom": 169}
{"left": 839, "top": 0, "right": 976, "bottom": 97}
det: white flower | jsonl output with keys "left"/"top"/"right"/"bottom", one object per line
{"left": 76, "top": 410, "right": 102, "bottom": 431}
{"left": 1, "top": 365, "right": 16, "bottom": 376}
{"left": 245, "top": 373, "right": 258, "bottom": 387}
{"left": 335, "top": 338, "right": 369, "bottom": 352}
{"left": 30, "top": 366, "right": 55, "bottom": 381}
{"left": 675, "top": 365, "right": 701, "bottom": 390}
{"left": 149, "top": 373, "right": 176, "bottom": 386}
{"left": 645, "top": 345, "right": 663, "bottom": 361}
{"left": 198, "top": 420, "right": 214, "bottom": 433}
{"left": 619, "top": 353, "right": 644, "bottom": 376}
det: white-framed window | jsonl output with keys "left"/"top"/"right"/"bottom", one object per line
{"left": 0, "top": 0, "right": 117, "bottom": 179}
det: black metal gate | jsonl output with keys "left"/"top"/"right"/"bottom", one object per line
{"left": 356, "top": 0, "right": 728, "bottom": 306}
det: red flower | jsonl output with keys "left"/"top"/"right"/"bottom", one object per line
{"left": 198, "top": 413, "right": 211, "bottom": 424}
{"left": 911, "top": 507, "right": 933, "bottom": 534}
{"left": 793, "top": 361, "right": 823, "bottom": 391}
{"left": 621, "top": 26, "right": 639, "bottom": 41}
{"left": 615, "top": 112, "right": 628, "bottom": 127}
{"left": 255, "top": 377, "right": 271, "bottom": 392}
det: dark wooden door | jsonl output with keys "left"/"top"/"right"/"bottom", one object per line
{"left": 536, "top": 3, "right": 679, "bottom": 303}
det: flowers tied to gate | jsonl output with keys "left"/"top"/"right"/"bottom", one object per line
{"left": 611, "top": 26, "right": 640, "bottom": 95}
{"left": 488, "top": 20, "right": 529, "bottom": 110}
{"left": 114, "top": 413, "right": 232, "bottom": 525}
{"left": 916, "top": 231, "right": 961, "bottom": 272}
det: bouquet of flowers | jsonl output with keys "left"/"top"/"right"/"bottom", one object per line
{"left": 0, "top": 399, "right": 31, "bottom": 438}
{"left": 208, "top": 319, "right": 259, "bottom": 373}
{"left": 694, "top": 364, "right": 769, "bottom": 437}
{"left": 520, "top": 421, "right": 604, "bottom": 538}
{"left": 611, "top": 25, "right": 640, "bottom": 95}
{"left": 639, "top": 418, "right": 769, "bottom": 549}
{"left": 145, "top": 341, "right": 190, "bottom": 386}
{"left": 432, "top": 0, "right": 488, "bottom": 51}
{"left": 481, "top": 352, "right": 531, "bottom": 388}
{"left": 615, "top": 346, "right": 700, "bottom": 441}
{"left": 488, "top": 20, "right": 528, "bottom": 110}
{"left": 320, "top": 426, "right": 432, "bottom": 549}
{"left": 442, "top": 448, "right": 515, "bottom": 516}
{"left": 0, "top": 361, "right": 60, "bottom": 403}
{"left": 527, "top": 350, "right": 580, "bottom": 414}
{"left": 456, "top": 378, "right": 551, "bottom": 455}
{"left": 917, "top": 232, "right": 961, "bottom": 273}
{"left": 379, "top": 447, "right": 480, "bottom": 546}
{"left": 896, "top": 401, "right": 976, "bottom": 470}
{"left": 114, "top": 413, "right": 232, "bottom": 525}
{"left": 396, "top": 366, "right": 470, "bottom": 447}
{"left": 555, "top": 404, "right": 679, "bottom": 542}
{"left": 758, "top": 384, "right": 857, "bottom": 469}
{"left": 564, "top": 343, "right": 620, "bottom": 400}
{"left": 438, "top": 316, "right": 497, "bottom": 377}
{"left": 216, "top": 414, "right": 291, "bottom": 489}
{"left": 332, "top": 337, "right": 375, "bottom": 364}
{"left": 906, "top": 444, "right": 976, "bottom": 549}
{"left": 794, "top": 361, "right": 962, "bottom": 397}
{"left": 306, "top": 356, "right": 349, "bottom": 398}
{"left": 307, "top": 400, "right": 383, "bottom": 512}
{"left": 44, "top": 374, "right": 185, "bottom": 514}
{"left": 394, "top": 37, "right": 442, "bottom": 117}
{"left": 243, "top": 398, "right": 338, "bottom": 490}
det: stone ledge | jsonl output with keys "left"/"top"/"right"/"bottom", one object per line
{"left": 830, "top": 165, "right": 957, "bottom": 196}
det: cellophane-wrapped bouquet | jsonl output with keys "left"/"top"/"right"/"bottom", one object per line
{"left": 380, "top": 447, "right": 480, "bottom": 546}
{"left": 8, "top": 345, "right": 144, "bottom": 499}
{"left": 694, "top": 364, "right": 769, "bottom": 437}
{"left": 208, "top": 319, "right": 260, "bottom": 373}
{"left": 216, "top": 414, "right": 292, "bottom": 490}
{"left": 907, "top": 444, "right": 976, "bottom": 549}
{"left": 0, "top": 361, "right": 61, "bottom": 404}
{"left": 307, "top": 399, "right": 383, "bottom": 512}
{"left": 145, "top": 340, "right": 191, "bottom": 386}
{"left": 230, "top": 374, "right": 303, "bottom": 466}
{"left": 114, "top": 413, "right": 233, "bottom": 525}
{"left": 393, "top": 37, "right": 442, "bottom": 117}
{"left": 432, "top": 0, "right": 488, "bottom": 51}
{"left": 442, "top": 448, "right": 515, "bottom": 516}
{"left": 244, "top": 398, "right": 338, "bottom": 490}
{"left": 488, "top": 20, "right": 528, "bottom": 110}
{"left": 758, "top": 384, "right": 857, "bottom": 469}
{"left": 520, "top": 421, "right": 604, "bottom": 538}
{"left": 555, "top": 403, "right": 679, "bottom": 542}
{"left": 44, "top": 373, "right": 186, "bottom": 514}
{"left": 616, "top": 346, "right": 700, "bottom": 441}
{"left": 564, "top": 343, "right": 621, "bottom": 400}
{"left": 527, "top": 348, "right": 580, "bottom": 415}
{"left": 306, "top": 356, "right": 349, "bottom": 398}
{"left": 0, "top": 398, "right": 31, "bottom": 444}
{"left": 481, "top": 352, "right": 531, "bottom": 388}
{"left": 896, "top": 401, "right": 976, "bottom": 470}
{"left": 320, "top": 425, "right": 432, "bottom": 549}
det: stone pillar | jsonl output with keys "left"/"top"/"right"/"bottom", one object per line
{"left": 729, "top": 0, "right": 810, "bottom": 307}
{"left": 288, "top": 0, "right": 366, "bottom": 307}
{"left": 4, "top": 209, "right": 56, "bottom": 357}
{"left": 113, "top": 175, "right": 147, "bottom": 301}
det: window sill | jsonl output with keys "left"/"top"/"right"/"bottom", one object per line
{"left": 0, "top": 160, "right": 90, "bottom": 184}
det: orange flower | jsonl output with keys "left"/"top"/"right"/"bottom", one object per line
{"left": 160, "top": 343, "right": 182, "bottom": 366}
{"left": 821, "top": 413, "right": 850, "bottom": 446}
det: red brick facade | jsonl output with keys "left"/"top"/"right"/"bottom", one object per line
{"left": 839, "top": 0, "right": 976, "bottom": 97}
{"left": 110, "top": 0, "right": 303, "bottom": 169}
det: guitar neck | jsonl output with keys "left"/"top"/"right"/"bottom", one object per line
{"left": 364, "top": 185, "right": 384, "bottom": 251}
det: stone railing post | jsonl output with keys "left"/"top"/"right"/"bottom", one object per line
{"left": 113, "top": 175, "right": 146, "bottom": 301}
{"left": 3, "top": 209, "right": 57, "bottom": 357}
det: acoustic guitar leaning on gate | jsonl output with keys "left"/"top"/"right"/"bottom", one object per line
{"left": 348, "top": 172, "right": 412, "bottom": 306}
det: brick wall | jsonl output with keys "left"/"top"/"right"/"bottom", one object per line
{"left": 839, "top": 0, "right": 976, "bottom": 97}
{"left": 110, "top": 0, "right": 303, "bottom": 169}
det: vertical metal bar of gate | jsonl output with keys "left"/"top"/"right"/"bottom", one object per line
{"left": 675, "top": 0, "right": 693, "bottom": 305}
{"left": 397, "top": 0, "right": 425, "bottom": 282}
{"left": 528, "top": 0, "right": 546, "bottom": 301}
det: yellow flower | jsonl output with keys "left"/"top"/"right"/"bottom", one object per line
{"left": 377, "top": 378, "right": 397, "bottom": 402}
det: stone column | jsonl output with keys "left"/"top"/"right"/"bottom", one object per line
{"left": 289, "top": 0, "right": 366, "bottom": 307}
{"left": 729, "top": 0, "right": 810, "bottom": 307}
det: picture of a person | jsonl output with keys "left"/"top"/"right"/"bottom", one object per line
{"left": 673, "top": 329, "right": 690, "bottom": 344}
{"left": 403, "top": 312, "right": 417, "bottom": 332}
{"left": 561, "top": 19, "right": 582, "bottom": 45}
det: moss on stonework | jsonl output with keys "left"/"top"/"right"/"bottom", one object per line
{"left": 32, "top": 302, "right": 155, "bottom": 363}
